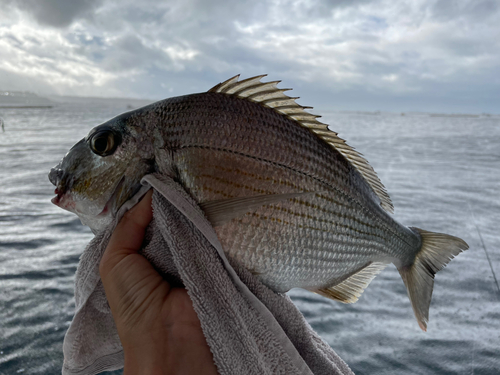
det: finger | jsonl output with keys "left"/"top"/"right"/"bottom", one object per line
{"left": 99, "top": 189, "right": 153, "bottom": 280}
{"left": 99, "top": 189, "right": 171, "bottom": 333}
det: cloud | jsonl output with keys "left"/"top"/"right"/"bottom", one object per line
{"left": 8, "top": 0, "right": 103, "bottom": 28}
{"left": 0, "top": 0, "right": 499, "bottom": 112}
{"left": 430, "top": 0, "right": 499, "bottom": 22}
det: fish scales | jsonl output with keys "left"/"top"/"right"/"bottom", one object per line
{"left": 49, "top": 75, "right": 468, "bottom": 330}
{"left": 151, "top": 93, "right": 418, "bottom": 291}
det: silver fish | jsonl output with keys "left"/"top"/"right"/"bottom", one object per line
{"left": 49, "top": 75, "right": 468, "bottom": 331}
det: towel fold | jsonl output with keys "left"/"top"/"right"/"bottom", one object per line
{"left": 62, "top": 173, "right": 354, "bottom": 375}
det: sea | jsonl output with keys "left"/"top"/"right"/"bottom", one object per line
{"left": 0, "top": 95, "right": 499, "bottom": 374}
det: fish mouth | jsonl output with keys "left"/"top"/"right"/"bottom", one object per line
{"left": 51, "top": 176, "right": 126, "bottom": 217}
{"left": 51, "top": 188, "right": 76, "bottom": 213}
{"left": 51, "top": 189, "right": 62, "bottom": 205}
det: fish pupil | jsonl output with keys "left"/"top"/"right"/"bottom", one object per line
{"left": 94, "top": 136, "right": 108, "bottom": 152}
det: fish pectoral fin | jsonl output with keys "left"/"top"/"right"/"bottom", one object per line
{"left": 199, "top": 191, "right": 316, "bottom": 227}
{"left": 312, "top": 262, "right": 388, "bottom": 304}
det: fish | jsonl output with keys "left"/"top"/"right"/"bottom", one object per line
{"left": 49, "top": 74, "right": 469, "bottom": 331}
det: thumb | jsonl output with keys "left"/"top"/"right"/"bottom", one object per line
{"left": 99, "top": 189, "right": 154, "bottom": 279}
{"left": 99, "top": 190, "right": 168, "bottom": 325}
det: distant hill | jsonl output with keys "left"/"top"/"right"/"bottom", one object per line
{"left": 0, "top": 91, "right": 53, "bottom": 108}
{"left": 0, "top": 91, "right": 155, "bottom": 110}
{"left": 46, "top": 94, "right": 154, "bottom": 108}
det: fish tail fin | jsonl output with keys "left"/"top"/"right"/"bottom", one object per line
{"left": 398, "top": 227, "right": 468, "bottom": 331}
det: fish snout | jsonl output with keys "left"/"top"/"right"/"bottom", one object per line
{"left": 48, "top": 167, "right": 64, "bottom": 187}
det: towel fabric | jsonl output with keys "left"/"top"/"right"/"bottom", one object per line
{"left": 62, "top": 173, "right": 354, "bottom": 375}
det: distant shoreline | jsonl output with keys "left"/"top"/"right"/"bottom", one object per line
{"left": 0, "top": 105, "right": 53, "bottom": 109}
{"left": 430, "top": 113, "right": 480, "bottom": 118}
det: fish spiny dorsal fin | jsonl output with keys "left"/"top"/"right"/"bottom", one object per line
{"left": 208, "top": 74, "right": 241, "bottom": 93}
{"left": 208, "top": 75, "right": 394, "bottom": 213}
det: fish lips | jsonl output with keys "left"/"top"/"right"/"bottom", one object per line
{"left": 51, "top": 188, "right": 76, "bottom": 213}
{"left": 49, "top": 167, "right": 78, "bottom": 213}
{"left": 50, "top": 176, "right": 125, "bottom": 218}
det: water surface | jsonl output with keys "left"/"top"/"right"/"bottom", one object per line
{"left": 0, "top": 101, "right": 498, "bottom": 374}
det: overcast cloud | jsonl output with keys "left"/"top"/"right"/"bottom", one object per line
{"left": 0, "top": 0, "right": 499, "bottom": 113}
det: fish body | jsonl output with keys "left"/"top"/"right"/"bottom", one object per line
{"left": 49, "top": 75, "right": 468, "bottom": 330}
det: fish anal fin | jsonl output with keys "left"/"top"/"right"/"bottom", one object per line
{"left": 313, "top": 262, "right": 388, "bottom": 304}
{"left": 200, "top": 191, "right": 316, "bottom": 227}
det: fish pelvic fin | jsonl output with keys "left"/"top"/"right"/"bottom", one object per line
{"left": 399, "top": 227, "right": 469, "bottom": 332}
{"left": 313, "top": 262, "right": 388, "bottom": 304}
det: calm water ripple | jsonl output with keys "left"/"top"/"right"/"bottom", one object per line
{"left": 1, "top": 102, "right": 499, "bottom": 374}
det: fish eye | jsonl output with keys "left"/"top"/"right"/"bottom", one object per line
{"left": 89, "top": 130, "right": 120, "bottom": 156}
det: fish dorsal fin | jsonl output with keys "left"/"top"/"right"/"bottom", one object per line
{"left": 208, "top": 75, "right": 394, "bottom": 213}
{"left": 313, "top": 262, "right": 388, "bottom": 303}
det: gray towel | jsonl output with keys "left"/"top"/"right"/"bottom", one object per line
{"left": 62, "top": 173, "right": 354, "bottom": 375}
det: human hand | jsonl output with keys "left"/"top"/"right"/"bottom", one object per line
{"left": 99, "top": 190, "right": 218, "bottom": 375}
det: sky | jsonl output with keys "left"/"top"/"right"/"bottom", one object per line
{"left": 0, "top": 0, "right": 499, "bottom": 113}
